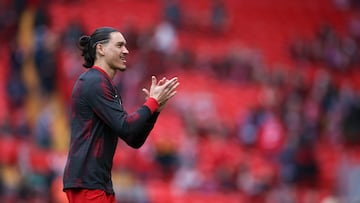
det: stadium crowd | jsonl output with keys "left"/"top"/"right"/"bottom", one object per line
{"left": 0, "top": 0, "right": 360, "bottom": 202}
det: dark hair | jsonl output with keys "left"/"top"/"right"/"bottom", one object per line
{"left": 78, "top": 27, "right": 119, "bottom": 68}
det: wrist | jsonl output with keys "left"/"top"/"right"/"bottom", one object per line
{"left": 157, "top": 104, "right": 165, "bottom": 112}
{"left": 144, "top": 97, "right": 159, "bottom": 113}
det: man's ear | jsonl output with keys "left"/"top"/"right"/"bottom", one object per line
{"left": 97, "top": 44, "right": 105, "bottom": 56}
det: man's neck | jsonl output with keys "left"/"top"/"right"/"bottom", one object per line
{"left": 93, "top": 63, "right": 116, "bottom": 79}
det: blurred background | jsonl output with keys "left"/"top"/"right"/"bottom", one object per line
{"left": 1, "top": 0, "right": 360, "bottom": 202}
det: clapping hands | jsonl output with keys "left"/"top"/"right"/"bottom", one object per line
{"left": 142, "top": 76, "right": 180, "bottom": 112}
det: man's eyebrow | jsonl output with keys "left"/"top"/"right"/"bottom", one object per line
{"left": 117, "top": 41, "right": 126, "bottom": 45}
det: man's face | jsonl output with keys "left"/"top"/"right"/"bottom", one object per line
{"left": 102, "top": 32, "right": 129, "bottom": 71}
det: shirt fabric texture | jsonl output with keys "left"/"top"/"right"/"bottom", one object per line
{"left": 63, "top": 66, "right": 159, "bottom": 193}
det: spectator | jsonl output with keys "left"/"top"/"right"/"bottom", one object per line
{"left": 62, "top": 21, "right": 85, "bottom": 49}
{"left": 163, "top": 0, "right": 182, "bottom": 28}
{"left": 153, "top": 20, "right": 178, "bottom": 55}
{"left": 34, "top": 28, "right": 59, "bottom": 95}
{"left": 209, "top": 0, "right": 228, "bottom": 34}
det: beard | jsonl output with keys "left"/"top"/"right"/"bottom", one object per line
{"left": 110, "top": 61, "right": 127, "bottom": 72}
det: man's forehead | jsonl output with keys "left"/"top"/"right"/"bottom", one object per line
{"left": 109, "top": 32, "right": 126, "bottom": 43}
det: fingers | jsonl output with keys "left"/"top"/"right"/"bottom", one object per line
{"left": 142, "top": 88, "right": 150, "bottom": 96}
{"left": 166, "top": 90, "right": 177, "bottom": 100}
{"left": 166, "top": 77, "right": 178, "bottom": 85}
{"left": 173, "top": 81, "right": 180, "bottom": 91}
{"left": 158, "top": 77, "right": 167, "bottom": 85}
{"left": 166, "top": 81, "right": 180, "bottom": 94}
{"left": 163, "top": 81, "right": 180, "bottom": 100}
{"left": 148, "top": 75, "right": 180, "bottom": 105}
{"left": 142, "top": 88, "right": 150, "bottom": 100}
{"left": 163, "top": 77, "right": 178, "bottom": 90}
{"left": 165, "top": 81, "right": 179, "bottom": 92}
{"left": 151, "top": 76, "right": 157, "bottom": 87}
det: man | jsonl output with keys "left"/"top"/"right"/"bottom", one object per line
{"left": 63, "top": 27, "right": 179, "bottom": 203}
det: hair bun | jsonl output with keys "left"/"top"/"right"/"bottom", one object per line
{"left": 78, "top": 35, "right": 91, "bottom": 50}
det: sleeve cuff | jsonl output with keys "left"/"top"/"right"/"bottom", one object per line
{"left": 144, "top": 97, "right": 159, "bottom": 114}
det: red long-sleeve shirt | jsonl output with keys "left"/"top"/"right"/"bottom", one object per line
{"left": 63, "top": 66, "right": 159, "bottom": 193}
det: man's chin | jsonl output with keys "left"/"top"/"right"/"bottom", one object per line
{"left": 117, "top": 65, "right": 127, "bottom": 72}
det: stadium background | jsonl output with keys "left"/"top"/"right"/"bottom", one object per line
{"left": 1, "top": 0, "right": 360, "bottom": 202}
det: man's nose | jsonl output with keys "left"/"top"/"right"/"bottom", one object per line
{"left": 123, "top": 47, "right": 129, "bottom": 54}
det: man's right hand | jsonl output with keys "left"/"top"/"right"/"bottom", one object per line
{"left": 142, "top": 76, "right": 180, "bottom": 111}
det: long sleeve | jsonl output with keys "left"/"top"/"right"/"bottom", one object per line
{"left": 64, "top": 68, "right": 161, "bottom": 194}
{"left": 87, "top": 73, "right": 159, "bottom": 148}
